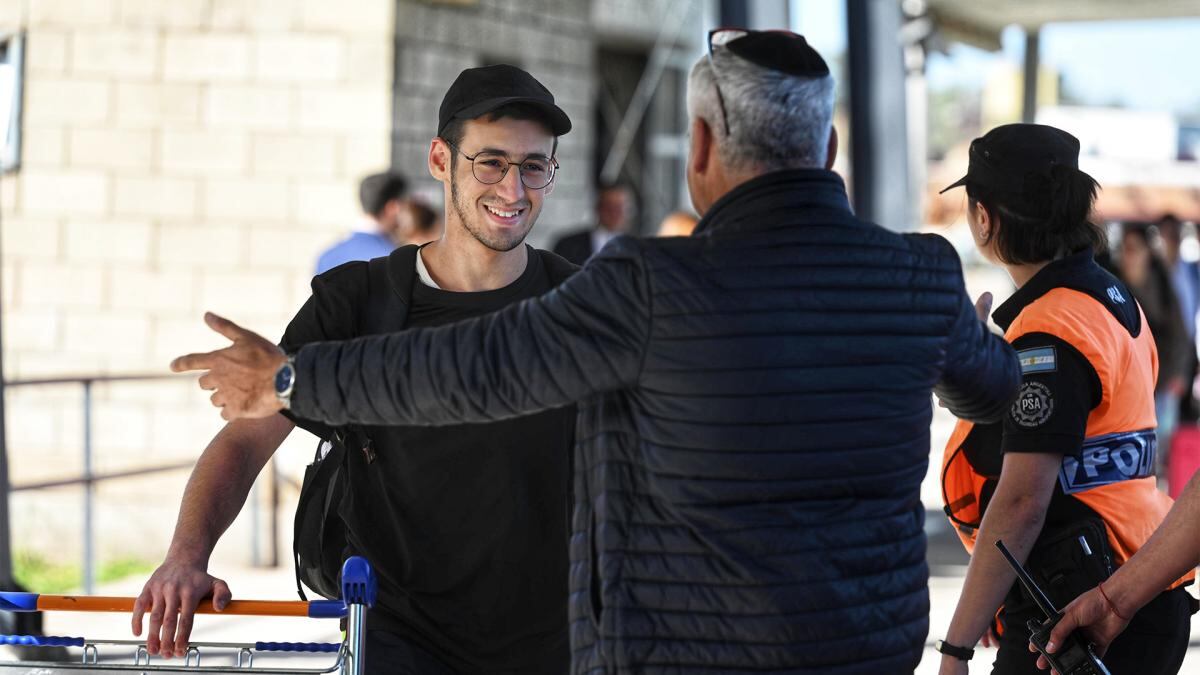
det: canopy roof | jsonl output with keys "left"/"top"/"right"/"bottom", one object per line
{"left": 926, "top": 0, "right": 1200, "bottom": 49}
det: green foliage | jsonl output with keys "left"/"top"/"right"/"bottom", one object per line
{"left": 13, "top": 550, "right": 156, "bottom": 594}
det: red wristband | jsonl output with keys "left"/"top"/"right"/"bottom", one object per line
{"left": 1097, "top": 581, "right": 1128, "bottom": 621}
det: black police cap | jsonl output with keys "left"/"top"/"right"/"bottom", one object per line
{"left": 437, "top": 64, "right": 571, "bottom": 137}
{"left": 941, "top": 123, "right": 1082, "bottom": 195}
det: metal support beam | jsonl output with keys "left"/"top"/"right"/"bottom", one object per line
{"left": 599, "top": 0, "right": 693, "bottom": 184}
{"left": 1022, "top": 28, "right": 1040, "bottom": 123}
{"left": 83, "top": 381, "right": 95, "bottom": 594}
{"left": 719, "top": 0, "right": 748, "bottom": 27}
{"left": 0, "top": 229, "right": 10, "bottom": 596}
{"left": 0, "top": 32, "right": 21, "bottom": 595}
{"left": 846, "top": 0, "right": 913, "bottom": 229}
{"left": 722, "top": 0, "right": 789, "bottom": 29}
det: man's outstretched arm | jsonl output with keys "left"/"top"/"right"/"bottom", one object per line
{"left": 173, "top": 239, "right": 652, "bottom": 426}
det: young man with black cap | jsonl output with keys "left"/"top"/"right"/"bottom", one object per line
{"left": 132, "top": 64, "right": 577, "bottom": 674}
{"left": 172, "top": 31, "right": 1020, "bottom": 674}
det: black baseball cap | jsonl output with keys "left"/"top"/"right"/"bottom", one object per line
{"left": 437, "top": 64, "right": 572, "bottom": 137}
{"left": 940, "top": 123, "right": 1082, "bottom": 195}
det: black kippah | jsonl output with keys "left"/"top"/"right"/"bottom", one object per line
{"left": 725, "top": 32, "right": 830, "bottom": 78}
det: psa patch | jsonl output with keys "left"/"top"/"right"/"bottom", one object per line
{"left": 1017, "top": 346, "right": 1057, "bottom": 374}
{"left": 1011, "top": 381, "right": 1054, "bottom": 428}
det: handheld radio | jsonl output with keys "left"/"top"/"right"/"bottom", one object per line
{"left": 994, "top": 540, "right": 1112, "bottom": 675}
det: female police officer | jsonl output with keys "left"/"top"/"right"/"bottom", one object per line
{"left": 935, "top": 123, "right": 1194, "bottom": 674}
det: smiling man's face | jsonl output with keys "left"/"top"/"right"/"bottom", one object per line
{"left": 445, "top": 116, "right": 556, "bottom": 252}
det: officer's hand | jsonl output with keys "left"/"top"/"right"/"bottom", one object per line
{"left": 171, "top": 312, "right": 286, "bottom": 421}
{"left": 1028, "top": 587, "right": 1127, "bottom": 671}
{"left": 979, "top": 625, "right": 999, "bottom": 648}
{"left": 132, "top": 559, "right": 231, "bottom": 658}
{"left": 974, "top": 292, "right": 993, "bottom": 323}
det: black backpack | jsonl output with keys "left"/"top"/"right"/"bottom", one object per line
{"left": 291, "top": 245, "right": 577, "bottom": 600}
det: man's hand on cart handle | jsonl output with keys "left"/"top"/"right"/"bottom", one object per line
{"left": 132, "top": 559, "right": 232, "bottom": 659}
{"left": 171, "top": 312, "right": 286, "bottom": 421}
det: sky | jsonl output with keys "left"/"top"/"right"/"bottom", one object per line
{"left": 789, "top": 1, "right": 1200, "bottom": 116}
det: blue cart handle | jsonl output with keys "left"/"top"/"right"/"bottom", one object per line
{"left": 0, "top": 634, "right": 85, "bottom": 647}
{"left": 340, "top": 556, "right": 376, "bottom": 608}
{"left": 0, "top": 592, "right": 38, "bottom": 612}
{"left": 255, "top": 640, "right": 342, "bottom": 653}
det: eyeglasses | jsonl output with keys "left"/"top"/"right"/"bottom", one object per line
{"left": 706, "top": 28, "right": 746, "bottom": 136}
{"left": 441, "top": 139, "right": 558, "bottom": 190}
{"left": 706, "top": 28, "right": 806, "bottom": 137}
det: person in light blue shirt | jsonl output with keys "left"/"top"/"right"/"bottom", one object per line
{"left": 316, "top": 171, "right": 410, "bottom": 274}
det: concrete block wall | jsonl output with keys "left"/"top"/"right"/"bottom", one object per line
{"left": 0, "top": 0, "right": 706, "bottom": 570}
{"left": 0, "top": 0, "right": 395, "bottom": 566}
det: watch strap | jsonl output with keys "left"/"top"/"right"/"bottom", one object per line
{"left": 934, "top": 639, "right": 974, "bottom": 661}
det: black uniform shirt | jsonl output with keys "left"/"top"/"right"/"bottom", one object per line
{"left": 963, "top": 250, "right": 1140, "bottom": 523}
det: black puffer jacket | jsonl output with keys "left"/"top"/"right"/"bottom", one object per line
{"left": 292, "top": 169, "right": 1020, "bottom": 674}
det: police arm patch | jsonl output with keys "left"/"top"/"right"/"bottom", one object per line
{"left": 1011, "top": 381, "right": 1054, "bottom": 428}
{"left": 1017, "top": 345, "right": 1057, "bottom": 374}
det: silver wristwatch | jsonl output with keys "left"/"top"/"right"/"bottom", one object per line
{"left": 274, "top": 356, "right": 296, "bottom": 410}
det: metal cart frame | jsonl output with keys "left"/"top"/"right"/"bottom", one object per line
{"left": 0, "top": 557, "right": 375, "bottom": 674}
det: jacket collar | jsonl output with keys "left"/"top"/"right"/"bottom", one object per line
{"left": 992, "top": 249, "right": 1100, "bottom": 331}
{"left": 692, "top": 168, "right": 853, "bottom": 236}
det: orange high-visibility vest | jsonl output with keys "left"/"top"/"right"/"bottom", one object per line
{"left": 942, "top": 286, "right": 1193, "bottom": 589}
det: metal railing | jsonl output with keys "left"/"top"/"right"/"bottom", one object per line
{"left": 5, "top": 374, "right": 280, "bottom": 593}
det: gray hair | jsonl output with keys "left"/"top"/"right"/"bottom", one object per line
{"left": 687, "top": 50, "right": 835, "bottom": 172}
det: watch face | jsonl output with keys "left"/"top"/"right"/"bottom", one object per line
{"left": 275, "top": 362, "right": 295, "bottom": 395}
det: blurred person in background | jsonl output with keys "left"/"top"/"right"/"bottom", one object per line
{"left": 1155, "top": 214, "right": 1200, "bottom": 421}
{"left": 1115, "top": 223, "right": 1191, "bottom": 471}
{"left": 134, "top": 64, "right": 579, "bottom": 675}
{"left": 655, "top": 210, "right": 699, "bottom": 237}
{"left": 551, "top": 181, "right": 633, "bottom": 264}
{"left": 170, "top": 30, "right": 1020, "bottom": 674}
{"left": 396, "top": 198, "right": 442, "bottom": 246}
{"left": 938, "top": 124, "right": 1193, "bottom": 675}
{"left": 315, "top": 171, "right": 409, "bottom": 274}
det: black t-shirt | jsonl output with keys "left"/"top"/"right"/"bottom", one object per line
{"left": 279, "top": 247, "right": 574, "bottom": 674}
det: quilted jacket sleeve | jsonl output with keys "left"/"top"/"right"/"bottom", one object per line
{"left": 930, "top": 243, "right": 1021, "bottom": 424}
{"left": 289, "top": 237, "right": 652, "bottom": 427}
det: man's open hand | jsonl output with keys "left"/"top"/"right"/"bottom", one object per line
{"left": 132, "top": 559, "right": 232, "bottom": 659}
{"left": 171, "top": 312, "right": 287, "bottom": 420}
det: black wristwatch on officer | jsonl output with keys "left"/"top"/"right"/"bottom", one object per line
{"left": 934, "top": 639, "right": 974, "bottom": 661}
{"left": 275, "top": 356, "right": 296, "bottom": 410}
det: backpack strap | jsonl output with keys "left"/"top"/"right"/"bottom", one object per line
{"left": 294, "top": 247, "right": 419, "bottom": 601}
{"left": 341, "top": 246, "right": 418, "bottom": 450}
{"left": 361, "top": 245, "right": 418, "bottom": 333}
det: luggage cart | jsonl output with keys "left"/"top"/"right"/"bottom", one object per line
{"left": 0, "top": 557, "right": 375, "bottom": 674}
